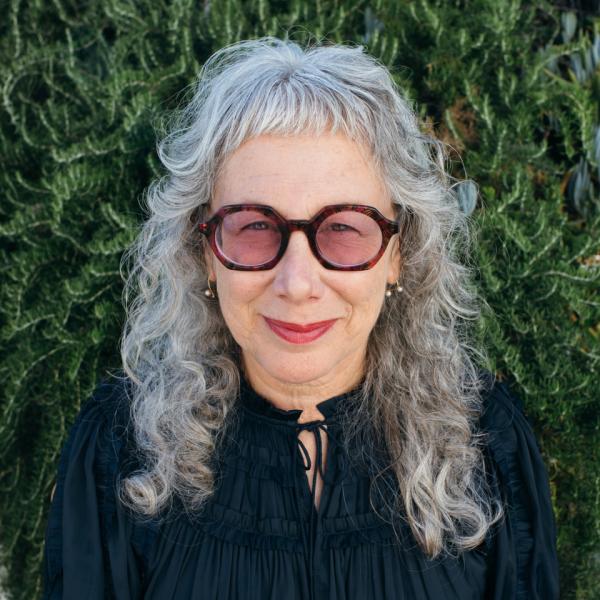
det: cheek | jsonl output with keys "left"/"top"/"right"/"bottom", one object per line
{"left": 341, "top": 277, "right": 385, "bottom": 332}
{"left": 215, "top": 273, "right": 268, "bottom": 339}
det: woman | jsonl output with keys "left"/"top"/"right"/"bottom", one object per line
{"left": 42, "top": 37, "right": 559, "bottom": 599}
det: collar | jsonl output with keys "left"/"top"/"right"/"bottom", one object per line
{"left": 239, "top": 375, "right": 363, "bottom": 425}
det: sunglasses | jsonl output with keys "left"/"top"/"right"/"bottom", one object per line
{"left": 198, "top": 203, "right": 400, "bottom": 271}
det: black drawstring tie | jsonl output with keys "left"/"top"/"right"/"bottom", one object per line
{"left": 292, "top": 419, "right": 346, "bottom": 600}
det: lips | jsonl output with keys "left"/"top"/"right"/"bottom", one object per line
{"left": 264, "top": 317, "right": 337, "bottom": 344}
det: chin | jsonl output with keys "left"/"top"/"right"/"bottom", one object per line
{"left": 260, "top": 356, "right": 336, "bottom": 385}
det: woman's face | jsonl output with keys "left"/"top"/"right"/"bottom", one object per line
{"left": 206, "top": 132, "right": 400, "bottom": 397}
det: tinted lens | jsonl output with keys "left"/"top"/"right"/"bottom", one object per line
{"left": 316, "top": 210, "right": 382, "bottom": 266}
{"left": 216, "top": 210, "right": 281, "bottom": 266}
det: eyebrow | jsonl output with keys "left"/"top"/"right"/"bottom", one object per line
{"left": 226, "top": 198, "right": 371, "bottom": 207}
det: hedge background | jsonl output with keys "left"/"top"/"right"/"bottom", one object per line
{"left": 0, "top": 1, "right": 598, "bottom": 598}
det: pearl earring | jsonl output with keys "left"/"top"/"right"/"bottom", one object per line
{"left": 385, "top": 280, "right": 403, "bottom": 297}
{"left": 204, "top": 279, "right": 217, "bottom": 299}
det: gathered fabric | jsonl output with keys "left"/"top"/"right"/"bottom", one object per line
{"left": 42, "top": 372, "right": 559, "bottom": 599}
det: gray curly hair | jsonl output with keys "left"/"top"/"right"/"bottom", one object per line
{"left": 118, "top": 35, "right": 504, "bottom": 559}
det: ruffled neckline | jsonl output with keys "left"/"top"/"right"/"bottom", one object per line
{"left": 239, "top": 375, "right": 363, "bottom": 424}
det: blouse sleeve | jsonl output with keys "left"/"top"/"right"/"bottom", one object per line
{"left": 42, "top": 377, "right": 143, "bottom": 600}
{"left": 480, "top": 375, "right": 560, "bottom": 600}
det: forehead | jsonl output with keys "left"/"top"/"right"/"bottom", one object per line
{"left": 212, "top": 132, "right": 394, "bottom": 218}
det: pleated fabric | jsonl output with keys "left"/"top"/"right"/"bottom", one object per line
{"left": 42, "top": 371, "right": 559, "bottom": 599}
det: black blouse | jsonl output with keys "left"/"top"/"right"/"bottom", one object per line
{"left": 42, "top": 372, "right": 559, "bottom": 599}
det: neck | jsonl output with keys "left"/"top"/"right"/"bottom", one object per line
{"left": 241, "top": 355, "right": 365, "bottom": 423}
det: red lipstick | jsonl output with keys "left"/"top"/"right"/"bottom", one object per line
{"left": 264, "top": 317, "right": 337, "bottom": 344}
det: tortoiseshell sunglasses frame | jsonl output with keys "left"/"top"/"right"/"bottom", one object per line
{"left": 198, "top": 203, "right": 400, "bottom": 271}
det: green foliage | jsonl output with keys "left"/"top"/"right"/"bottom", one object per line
{"left": 0, "top": 1, "right": 597, "bottom": 598}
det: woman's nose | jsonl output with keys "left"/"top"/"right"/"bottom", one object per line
{"left": 271, "top": 231, "right": 324, "bottom": 301}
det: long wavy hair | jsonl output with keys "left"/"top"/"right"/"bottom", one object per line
{"left": 118, "top": 36, "right": 504, "bottom": 559}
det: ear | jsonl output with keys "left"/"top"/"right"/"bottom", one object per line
{"left": 387, "top": 236, "right": 402, "bottom": 284}
{"left": 203, "top": 240, "right": 217, "bottom": 281}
